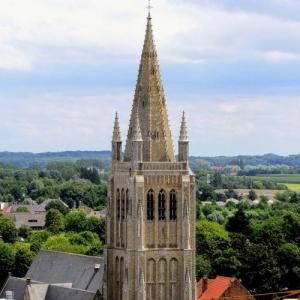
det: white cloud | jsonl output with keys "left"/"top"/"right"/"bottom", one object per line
{"left": 217, "top": 103, "right": 240, "bottom": 113}
{"left": 263, "top": 51, "right": 300, "bottom": 63}
{"left": 0, "top": 0, "right": 300, "bottom": 69}
{"left": 0, "top": 45, "right": 32, "bottom": 70}
{"left": 1, "top": 91, "right": 299, "bottom": 156}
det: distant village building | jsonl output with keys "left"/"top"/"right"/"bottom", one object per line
{"left": 1, "top": 199, "right": 63, "bottom": 229}
{"left": 78, "top": 201, "right": 106, "bottom": 219}
{"left": 197, "top": 276, "right": 255, "bottom": 300}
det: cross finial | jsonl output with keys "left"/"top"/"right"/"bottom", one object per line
{"left": 147, "top": 0, "right": 153, "bottom": 17}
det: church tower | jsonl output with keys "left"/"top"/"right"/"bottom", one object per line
{"left": 105, "top": 12, "right": 197, "bottom": 300}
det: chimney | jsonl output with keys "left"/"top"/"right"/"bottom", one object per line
{"left": 26, "top": 278, "right": 31, "bottom": 286}
{"left": 202, "top": 277, "right": 208, "bottom": 294}
{"left": 5, "top": 291, "right": 14, "bottom": 300}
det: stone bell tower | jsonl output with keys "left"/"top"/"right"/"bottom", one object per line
{"left": 105, "top": 12, "right": 197, "bottom": 300}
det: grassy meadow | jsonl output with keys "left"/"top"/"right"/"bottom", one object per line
{"left": 245, "top": 174, "right": 300, "bottom": 192}
{"left": 250, "top": 174, "right": 300, "bottom": 183}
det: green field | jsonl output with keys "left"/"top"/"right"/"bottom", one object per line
{"left": 250, "top": 174, "right": 300, "bottom": 184}
{"left": 282, "top": 183, "right": 300, "bottom": 191}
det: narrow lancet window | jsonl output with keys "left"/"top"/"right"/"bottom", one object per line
{"left": 147, "top": 190, "right": 154, "bottom": 221}
{"left": 158, "top": 190, "right": 166, "bottom": 220}
{"left": 117, "top": 189, "right": 120, "bottom": 220}
{"left": 126, "top": 189, "right": 130, "bottom": 218}
{"left": 121, "top": 189, "right": 125, "bottom": 220}
{"left": 170, "top": 190, "right": 177, "bottom": 220}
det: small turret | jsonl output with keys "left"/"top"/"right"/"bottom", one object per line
{"left": 112, "top": 112, "right": 122, "bottom": 162}
{"left": 131, "top": 111, "right": 143, "bottom": 164}
{"left": 178, "top": 112, "right": 189, "bottom": 162}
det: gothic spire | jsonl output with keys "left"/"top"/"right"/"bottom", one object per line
{"left": 179, "top": 111, "right": 189, "bottom": 142}
{"left": 112, "top": 112, "right": 122, "bottom": 142}
{"left": 124, "top": 14, "right": 175, "bottom": 162}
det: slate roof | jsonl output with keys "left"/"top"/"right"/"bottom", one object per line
{"left": 45, "top": 285, "right": 96, "bottom": 300}
{"left": 26, "top": 250, "right": 104, "bottom": 293}
{"left": 0, "top": 278, "right": 98, "bottom": 300}
{"left": 0, "top": 277, "right": 29, "bottom": 300}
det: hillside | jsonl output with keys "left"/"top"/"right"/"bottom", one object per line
{"left": 0, "top": 151, "right": 111, "bottom": 168}
{"left": 0, "top": 151, "right": 300, "bottom": 168}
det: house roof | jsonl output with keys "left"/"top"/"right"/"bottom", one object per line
{"left": 0, "top": 277, "right": 30, "bottom": 300}
{"left": 45, "top": 284, "right": 96, "bottom": 300}
{"left": 26, "top": 250, "right": 104, "bottom": 293}
{"left": 0, "top": 277, "right": 97, "bottom": 300}
{"left": 8, "top": 199, "right": 58, "bottom": 214}
{"left": 198, "top": 276, "right": 237, "bottom": 300}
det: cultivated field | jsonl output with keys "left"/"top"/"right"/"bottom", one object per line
{"left": 250, "top": 174, "right": 300, "bottom": 184}
{"left": 283, "top": 183, "right": 300, "bottom": 191}
{"left": 216, "top": 189, "right": 281, "bottom": 200}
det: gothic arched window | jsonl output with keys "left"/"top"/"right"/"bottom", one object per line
{"left": 126, "top": 189, "right": 130, "bottom": 218}
{"left": 158, "top": 259, "right": 167, "bottom": 300}
{"left": 120, "top": 257, "right": 124, "bottom": 300}
{"left": 147, "top": 190, "right": 154, "bottom": 221}
{"left": 170, "top": 258, "right": 178, "bottom": 299}
{"left": 116, "top": 189, "right": 120, "bottom": 220}
{"left": 169, "top": 190, "right": 177, "bottom": 220}
{"left": 158, "top": 190, "right": 166, "bottom": 221}
{"left": 115, "top": 257, "right": 120, "bottom": 300}
{"left": 147, "top": 258, "right": 156, "bottom": 300}
{"left": 121, "top": 189, "right": 125, "bottom": 220}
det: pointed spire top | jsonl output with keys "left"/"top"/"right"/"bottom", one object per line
{"left": 124, "top": 7, "right": 175, "bottom": 162}
{"left": 132, "top": 110, "right": 143, "bottom": 141}
{"left": 147, "top": 0, "right": 153, "bottom": 19}
{"left": 179, "top": 111, "right": 189, "bottom": 142}
{"left": 112, "top": 112, "right": 122, "bottom": 142}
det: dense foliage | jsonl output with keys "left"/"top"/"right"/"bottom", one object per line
{"left": 196, "top": 202, "right": 300, "bottom": 293}
{"left": 1, "top": 159, "right": 300, "bottom": 295}
{"left": 0, "top": 162, "right": 107, "bottom": 210}
{"left": 0, "top": 210, "right": 105, "bottom": 286}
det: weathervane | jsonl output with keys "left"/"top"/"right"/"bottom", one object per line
{"left": 147, "top": 0, "right": 153, "bottom": 15}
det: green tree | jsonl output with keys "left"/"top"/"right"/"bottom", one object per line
{"left": 86, "top": 217, "right": 106, "bottom": 243}
{"left": 224, "top": 189, "right": 239, "bottom": 199}
{"left": 29, "top": 230, "right": 52, "bottom": 253}
{"left": 45, "top": 209, "right": 65, "bottom": 233}
{"left": 198, "top": 184, "right": 217, "bottom": 202}
{"left": 226, "top": 208, "right": 252, "bottom": 235}
{"left": 59, "top": 183, "right": 84, "bottom": 208}
{"left": 248, "top": 189, "right": 257, "bottom": 201}
{"left": 0, "top": 216, "right": 18, "bottom": 243}
{"left": 0, "top": 242, "right": 15, "bottom": 285}
{"left": 79, "top": 167, "right": 100, "bottom": 184}
{"left": 45, "top": 199, "right": 69, "bottom": 215}
{"left": 211, "top": 172, "right": 222, "bottom": 188}
{"left": 18, "top": 225, "right": 31, "bottom": 239}
{"left": 16, "top": 206, "right": 29, "bottom": 213}
{"left": 12, "top": 245, "right": 34, "bottom": 277}
{"left": 277, "top": 243, "right": 300, "bottom": 288}
{"left": 196, "top": 255, "right": 212, "bottom": 279}
{"left": 65, "top": 210, "right": 88, "bottom": 232}
{"left": 41, "top": 234, "right": 86, "bottom": 254}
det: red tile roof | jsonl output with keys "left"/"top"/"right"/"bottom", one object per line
{"left": 198, "top": 276, "right": 237, "bottom": 300}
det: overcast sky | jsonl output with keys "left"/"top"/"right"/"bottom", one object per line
{"left": 0, "top": 0, "right": 299, "bottom": 156}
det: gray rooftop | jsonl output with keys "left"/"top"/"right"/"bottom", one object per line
{"left": 0, "top": 278, "right": 100, "bottom": 300}
{"left": 26, "top": 250, "right": 104, "bottom": 293}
